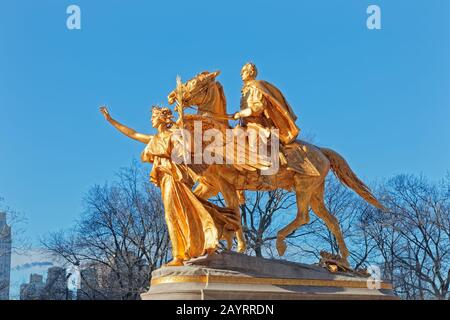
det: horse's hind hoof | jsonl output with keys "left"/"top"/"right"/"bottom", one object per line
{"left": 276, "top": 239, "right": 287, "bottom": 256}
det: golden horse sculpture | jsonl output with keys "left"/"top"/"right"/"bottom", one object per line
{"left": 167, "top": 69, "right": 385, "bottom": 267}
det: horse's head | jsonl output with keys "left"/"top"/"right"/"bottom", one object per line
{"left": 168, "top": 71, "right": 221, "bottom": 107}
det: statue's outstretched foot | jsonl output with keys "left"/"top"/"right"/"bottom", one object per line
{"left": 164, "top": 258, "right": 184, "bottom": 267}
{"left": 276, "top": 238, "right": 287, "bottom": 256}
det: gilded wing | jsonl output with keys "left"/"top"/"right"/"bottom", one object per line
{"left": 172, "top": 114, "right": 273, "bottom": 173}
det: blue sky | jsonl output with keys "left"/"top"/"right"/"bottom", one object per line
{"left": 1, "top": 0, "right": 449, "bottom": 248}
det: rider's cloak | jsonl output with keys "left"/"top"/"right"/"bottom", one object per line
{"left": 242, "top": 79, "right": 300, "bottom": 145}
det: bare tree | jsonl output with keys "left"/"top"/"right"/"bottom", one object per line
{"left": 240, "top": 190, "right": 298, "bottom": 257}
{"left": 213, "top": 189, "right": 308, "bottom": 258}
{"left": 40, "top": 158, "right": 450, "bottom": 301}
{"left": 291, "top": 174, "right": 449, "bottom": 299}
{"left": 42, "top": 161, "right": 170, "bottom": 300}
{"left": 275, "top": 175, "right": 378, "bottom": 271}
{"left": 365, "top": 174, "right": 450, "bottom": 299}
{"left": 219, "top": 173, "right": 449, "bottom": 300}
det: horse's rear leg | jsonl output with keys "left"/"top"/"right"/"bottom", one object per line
{"left": 310, "top": 183, "right": 350, "bottom": 264}
{"left": 276, "top": 176, "right": 313, "bottom": 256}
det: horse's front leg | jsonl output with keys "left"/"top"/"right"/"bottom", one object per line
{"left": 219, "top": 181, "right": 246, "bottom": 253}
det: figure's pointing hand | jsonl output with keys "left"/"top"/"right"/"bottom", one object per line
{"left": 233, "top": 112, "right": 241, "bottom": 120}
{"left": 100, "top": 106, "right": 111, "bottom": 120}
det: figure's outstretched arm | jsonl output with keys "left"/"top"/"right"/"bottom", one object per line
{"left": 233, "top": 107, "right": 252, "bottom": 120}
{"left": 100, "top": 106, "right": 151, "bottom": 143}
{"left": 234, "top": 88, "right": 265, "bottom": 120}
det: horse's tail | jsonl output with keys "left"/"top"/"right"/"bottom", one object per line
{"left": 320, "top": 147, "right": 385, "bottom": 210}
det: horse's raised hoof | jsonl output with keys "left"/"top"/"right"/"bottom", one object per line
{"left": 276, "top": 239, "right": 287, "bottom": 256}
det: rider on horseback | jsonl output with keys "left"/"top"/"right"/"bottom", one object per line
{"left": 234, "top": 63, "right": 320, "bottom": 176}
{"left": 234, "top": 62, "right": 299, "bottom": 144}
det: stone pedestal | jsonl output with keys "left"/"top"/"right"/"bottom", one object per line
{"left": 141, "top": 252, "right": 397, "bottom": 300}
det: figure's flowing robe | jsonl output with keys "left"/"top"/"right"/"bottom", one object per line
{"left": 141, "top": 130, "right": 238, "bottom": 260}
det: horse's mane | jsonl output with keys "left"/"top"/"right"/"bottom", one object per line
{"left": 214, "top": 81, "right": 227, "bottom": 113}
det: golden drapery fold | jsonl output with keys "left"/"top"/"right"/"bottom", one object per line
{"left": 159, "top": 173, "right": 218, "bottom": 259}
{"left": 241, "top": 79, "right": 300, "bottom": 145}
{"left": 140, "top": 129, "right": 239, "bottom": 261}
